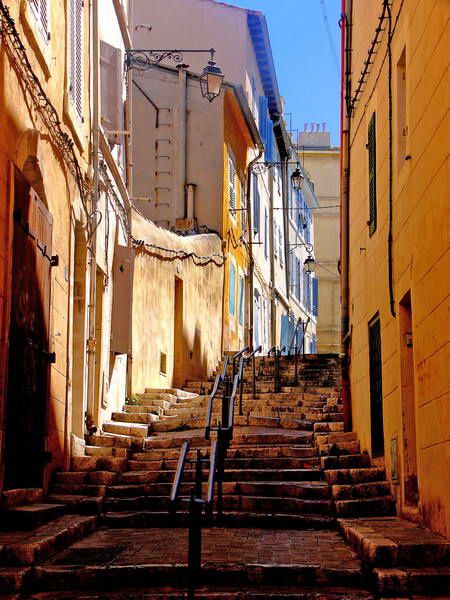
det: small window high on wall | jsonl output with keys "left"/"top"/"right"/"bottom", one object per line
{"left": 69, "top": 0, "right": 83, "bottom": 119}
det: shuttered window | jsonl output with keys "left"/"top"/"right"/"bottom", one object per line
{"left": 69, "top": 0, "right": 83, "bottom": 119}
{"left": 228, "top": 262, "right": 236, "bottom": 317}
{"left": 228, "top": 153, "right": 236, "bottom": 215}
{"left": 29, "top": 0, "right": 49, "bottom": 40}
{"left": 312, "top": 277, "right": 319, "bottom": 317}
{"left": 274, "top": 223, "right": 278, "bottom": 258}
{"left": 368, "top": 112, "right": 377, "bottom": 236}
{"left": 100, "top": 41, "right": 123, "bottom": 144}
{"left": 264, "top": 208, "right": 268, "bottom": 259}
{"left": 238, "top": 274, "right": 245, "bottom": 326}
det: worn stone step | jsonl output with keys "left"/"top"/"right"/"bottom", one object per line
{"left": 331, "top": 481, "right": 391, "bottom": 500}
{"left": 85, "top": 433, "right": 143, "bottom": 449}
{"left": 0, "top": 515, "right": 96, "bottom": 565}
{"left": 318, "top": 441, "right": 361, "bottom": 456}
{"left": 102, "top": 421, "right": 150, "bottom": 438}
{"left": 0, "top": 503, "right": 65, "bottom": 531}
{"left": 111, "top": 411, "right": 159, "bottom": 424}
{"left": 338, "top": 517, "right": 450, "bottom": 567}
{"left": 334, "top": 496, "right": 396, "bottom": 518}
{"left": 49, "top": 483, "right": 107, "bottom": 497}
{"left": 1, "top": 489, "right": 44, "bottom": 509}
{"left": 321, "top": 454, "right": 372, "bottom": 470}
{"left": 54, "top": 471, "right": 118, "bottom": 485}
{"left": 85, "top": 445, "right": 128, "bottom": 458}
{"left": 102, "top": 510, "right": 335, "bottom": 530}
{"left": 71, "top": 456, "right": 128, "bottom": 473}
{"left": 124, "top": 404, "right": 164, "bottom": 415}
{"left": 374, "top": 566, "right": 450, "bottom": 595}
{"left": 324, "top": 468, "right": 386, "bottom": 485}
{"left": 0, "top": 566, "right": 32, "bottom": 593}
{"left": 127, "top": 456, "right": 319, "bottom": 472}
{"left": 46, "top": 495, "right": 103, "bottom": 515}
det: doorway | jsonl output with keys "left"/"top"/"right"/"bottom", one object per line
{"left": 4, "top": 169, "right": 53, "bottom": 489}
{"left": 399, "top": 291, "right": 419, "bottom": 505}
{"left": 173, "top": 276, "right": 184, "bottom": 386}
{"left": 369, "top": 314, "right": 385, "bottom": 456}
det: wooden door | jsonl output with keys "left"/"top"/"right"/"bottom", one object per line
{"left": 4, "top": 169, "right": 53, "bottom": 489}
{"left": 369, "top": 314, "right": 384, "bottom": 456}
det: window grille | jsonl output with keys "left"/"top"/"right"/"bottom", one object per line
{"left": 69, "top": 0, "right": 83, "bottom": 119}
{"left": 368, "top": 112, "right": 377, "bottom": 236}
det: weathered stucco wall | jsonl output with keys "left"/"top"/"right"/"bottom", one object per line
{"left": 131, "top": 209, "right": 224, "bottom": 391}
{"left": 347, "top": 0, "right": 450, "bottom": 537}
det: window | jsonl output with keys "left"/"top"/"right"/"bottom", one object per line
{"left": 69, "top": 0, "right": 83, "bottom": 119}
{"left": 312, "top": 277, "right": 319, "bottom": 317}
{"left": 252, "top": 173, "right": 260, "bottom": 235}
{"left": 295, "top": 257, "right": 301, "bottom": 299}
{"left": 100, "top": 41, "right": 123, "bottom": 145}
{"left": 238, "top": 274, "right": 245, "bottom": 326}
{"left": 29, "top": 0, "right": 49, "bottom": 40}
{"left": 274, "top": 222, "right": 278, "bottom": 258}
{"left": 228, "top": 262, "right": 236, "bottom": 316}
{"left": 264, "top": 208, "right": 268, "bottom": 259}
{"left": 160, "top": 352, "right": 167, "bottom": 376}
{"left": 228, "top": 152, "right": 237, "bottom": 216}
{"left": 368, "top": 112, "right": 377, "bottom": 236}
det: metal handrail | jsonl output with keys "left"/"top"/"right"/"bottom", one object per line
{"left": 205, "top": 439, "right": 218, "bottom": 514}
{"left": 205, "top": 355, "right": 230, "bottom": 440}
{"left": 288, "top": 317, "right": 303, "bottom": 354}
{"left": 169, "top": 441, "right": 190, "bottom": 509}
{"left": 240, "top": 344, "right": 261, "bottom": 408}
{"left": 232, "top": 346, "right": 249, "bottom": 380}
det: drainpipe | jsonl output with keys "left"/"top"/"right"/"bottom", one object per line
{"left": 186, "top": 183, "right": 196, "bottom": 220}
{"left": 269, "top": 167, "right": 276, "bottom": 347}
{"left": 246, "top": 148, "right": 264, "bottom": 350}
{"left": 177, "top": 66, "right": 187, "bottom": 220}
{"left": 340, "top": 0, "right": 352, "bottom": 431}
{"left": 86, "top": 0, "right": 100, "bottom": 429}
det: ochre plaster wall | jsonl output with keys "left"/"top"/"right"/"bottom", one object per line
{"left": 131, "top": 210, "right": 224, "bottom": 392}
{"left": 347, "top": 0, "right": 450, "bottom": 537}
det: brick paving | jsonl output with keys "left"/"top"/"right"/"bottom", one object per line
{"left": 48, "top": 528, "right": 361, "bottom": 568}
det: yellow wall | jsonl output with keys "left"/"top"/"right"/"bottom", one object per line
{"left": 131, "top": 209, "right": 224, "bottom": 392}
{"left": 222, "top": 90, "right": 253, "bottom": 352}
{"left": 0, "top": 0, "right": 90, "bottom": 485}
{"left": 346, "top": 0, "right": 450, "bottom": 536}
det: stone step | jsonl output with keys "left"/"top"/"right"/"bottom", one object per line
{"left": 0, "top": 515, "right": 96, "bottom": 565}
{"left": 111, "top": 411, "right": 160, "bottom": 424}
{"left": 1, "top": 488, "right": 44, "bottom": 509}
{"left": 338, "top": 517, "right": 450, "bottom": 567}
{"left": 49, "top": 484, "right": 107, "bottom": 497}
{"left": 127, "top": 456, "right": 319, "bottom": 471}
{"left": 334, "top": 496, "right": 396, "bottom": 518}
{"left": 331, "top": 481, "right": 391, "bottom": 499}
{"left": 0, "top": 566, "right": 31, "bottom": 593}
{"left": 144, "top": 431, "right": 314, "bottom": 450}
{"left": 136, "top": 398, "right": 172, "bottom": 410}
{"left": 324, "top": 467, "right": 386, "bottom": 485}
{"left": 102, "top": 510, "right": 335, "bottom": 530}
{"left": 85, "top": 433, "right": 144, "bottom": 449}
{"left": 47, "top": 494, "right": 104, "bottom": 515}
{"left": 71, "top": 456, "right": 128, "bottom": 473}
{"left": 54, "top": 471, "right": 118, "bottom": 485}
{"left": 321, "top": 454, "right": 372, "bottom": 470}
{"left": 0, "top": 503, "right": 65, "bottom": 531}
{"left": 318, "top": 441, "right": 361, "bottom": 456}
{"left": 233, "top": 416, "right": 314, "bottom": 431}
{"left": 103, "top": 421, "right": 150, "bottom": 438}
{"left": 374, "top": 566, "right": 450, "bottom": 595}
{"left": 123, "top": 404, "right": 164, "bottom": 415}
{"left": 85, "top": 445, "right": 128, "bottom": 458}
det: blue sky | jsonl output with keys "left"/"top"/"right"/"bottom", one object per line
{"left": 224, "top": 0, "right": 341, "bottom": 146}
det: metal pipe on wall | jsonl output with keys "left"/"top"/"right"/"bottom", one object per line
{"left": 177, "top": 67, "right": 187, "bottom": 219}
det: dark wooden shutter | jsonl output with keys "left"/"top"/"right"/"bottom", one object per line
{"left": 368, "top": 112, "right": 377, "bottom": 236}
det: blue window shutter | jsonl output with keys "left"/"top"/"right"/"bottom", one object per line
{"left": 312, "top": 277, "right": 319, "bottom": 317}
{"left": 258, "top": 95, "right": 268, "bottom": 146}
{"left": 253, "top": 173, "right": 260, "bottom": 234}
{"left": 280, "top": 315, "right": 289, "bottom": 353}
{"left": 229, "top": 263, "right": 236, "bottom": 316}
{"left": 238, "top": 275, "right": 244, "bottom": 325}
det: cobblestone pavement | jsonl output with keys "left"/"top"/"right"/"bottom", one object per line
{"left": 48, "top": 528, "right": 361, "bottom": 568}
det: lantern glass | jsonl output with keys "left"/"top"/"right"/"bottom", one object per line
{"left": 291, "top": 167, "right": 304, "bottom": 191}
{"left": 200, "top": 61, "right": 224, "bottom": 102}
{"left": 304, "top": 255, "right": 316, "bottom": 274}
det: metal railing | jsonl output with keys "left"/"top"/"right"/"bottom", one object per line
{"left": 288, "top": 317, "right": 311, "bottom": 386}
{"left": 268, "top": 345, "right": 285, "bottom": 393}
{"left": 169, "top": 346, "right": 248, "bottom": 590}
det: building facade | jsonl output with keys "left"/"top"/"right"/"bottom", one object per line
{"left": 341, "top": 0, "right": 450, "bottom": 537}
{"left": 298, "top": 129, "right": 340, "bottom": 354}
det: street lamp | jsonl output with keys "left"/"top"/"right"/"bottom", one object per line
{"left": 125, "top": 48, "right": 224, "bottom": 102}
{"left": 303, "top": 255, "right": 316, "bottom": 274}
{"left": 291, "top": 165, "right": 304, "bottom": 191}
{"left": 253, "top": 161, "right": 305, "bottom": 192}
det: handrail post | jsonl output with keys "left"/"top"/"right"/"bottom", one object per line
{"left": 294, "top": 344, "right": 299, "bottom": 387}
{"left": 252, "top": 353, "right": 256, "bottom": 397}
{"left": 188, "top": 450, "right": 203, "bottom": 590}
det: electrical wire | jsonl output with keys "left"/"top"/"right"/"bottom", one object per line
{"left": 319, "top": 0, "right": 340, "bottom": 75}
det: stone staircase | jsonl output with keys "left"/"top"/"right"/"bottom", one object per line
{"left": 1, "top": 353, "right": 448, "bottom": 597}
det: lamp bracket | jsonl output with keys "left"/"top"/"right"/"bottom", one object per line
{"left": 125, "top": 48, "right": 216, "bottom": 71}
